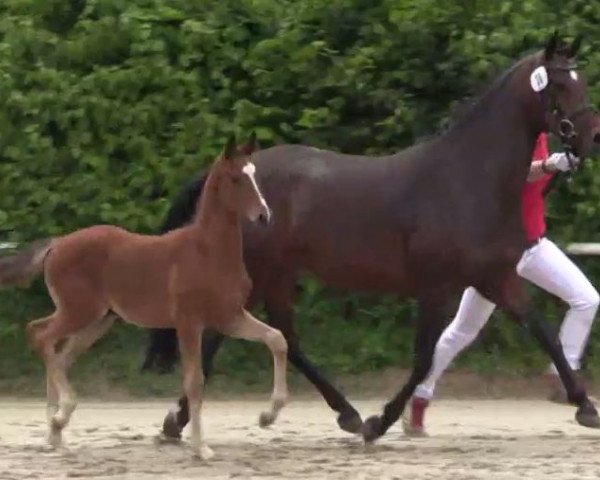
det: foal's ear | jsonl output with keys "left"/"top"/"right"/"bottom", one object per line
{"left": 239, "top": 131, "right": 259, "bottom": 156}
{"left": 222, "top": 134, "right": 237, "bottom": 161}
{"left": 544, "top": 30, "right": 559, "bottom": 61}
{"left": 569, "top": 34, "right": 583, "bottom": 58}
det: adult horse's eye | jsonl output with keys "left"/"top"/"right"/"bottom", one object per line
{"left": 231, "top": 176, "right": 241, "bottom": 185}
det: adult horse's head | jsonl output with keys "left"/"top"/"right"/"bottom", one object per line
{"left": 215, "top": 133, "right": 271, "bottom": 225}
{"left": 528, "top": 32, "right": 600, "bottom": 160}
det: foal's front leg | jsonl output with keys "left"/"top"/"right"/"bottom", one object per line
{"left": 229, "top": 309, "right": 289, "bottom": 427}
{"left": 177, "top": 325, "right": 214, "bottom": 460}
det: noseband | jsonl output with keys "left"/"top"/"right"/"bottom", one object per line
{"left": 543, "top": 64, "right": 596, "bottom": 173}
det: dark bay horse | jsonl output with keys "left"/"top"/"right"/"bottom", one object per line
{"left": 0, "top": 136, "right": 289, "bottom": 458}
{"left": 145, "top": 35, "right": 600, "bottom": 443}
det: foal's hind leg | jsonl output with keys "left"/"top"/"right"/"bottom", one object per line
{"left": 26, "top": 317, "right": 59, "bottom": 425}
{"left": 28, "top": 310, "right": 108, "bottom": 448}
{"left": 57, "top": 314, "right": 117, "bottom": 369}
{"left": 27, "top": 313, "right": 77, "bottom": 448}
{"left": 229, "top": 310, "right": 289, "bottom": 427}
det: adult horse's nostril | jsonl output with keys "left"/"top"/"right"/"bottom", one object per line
{"left": 594, "top": 132, "right": 600, "bottom": 144}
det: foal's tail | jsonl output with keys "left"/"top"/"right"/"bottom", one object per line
{"left": 0, "top": 238, "right": 53, "bottom": 288}
{"left": 142, "top": 172, "right": 209, "bottom": 373}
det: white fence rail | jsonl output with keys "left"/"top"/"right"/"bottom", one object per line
{"left": 566, "top": 243, "right": 600, "bottom": 256}
{"left": 1, "top": 241, "right": 600, "bottom": 254}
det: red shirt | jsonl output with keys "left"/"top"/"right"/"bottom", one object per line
{"left": 521, "top": 133, "right": 554, "bottom": 241}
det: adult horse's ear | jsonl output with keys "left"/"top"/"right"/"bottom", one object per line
{"left": 544, "top": 30, "right": 559, "bottom": 61}
{"left": 569, "top": 34, "right": 583, "bottom": 58}
{"left": 222, "top": 134, "right": 237, "bottom": 160}
{"left": 239, "top": 131, "right": 259, "bottom": 155}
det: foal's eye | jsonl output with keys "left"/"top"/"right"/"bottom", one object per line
{"left": 231, "top": 176, "right": 241, "bottom": 185}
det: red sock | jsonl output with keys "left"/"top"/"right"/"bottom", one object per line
{"left": 410, "top": 397, "right": 429, "bottom": 428}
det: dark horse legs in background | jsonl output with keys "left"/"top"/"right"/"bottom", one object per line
{"left": 361, "top": 297, "right": 448, "bottom": 441}
{"left": 361, "top": 272, "right": 600, "bottom": 442}
{"left": 156, "top": 273, "right": 363, "bottom": 438}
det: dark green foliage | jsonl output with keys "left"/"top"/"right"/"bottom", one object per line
{"left": 2, "top": 0, "right": 600, "bottom": 391}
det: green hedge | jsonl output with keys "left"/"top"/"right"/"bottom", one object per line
{"left": 2, "top": 0, "right": 600, "bottom": 390}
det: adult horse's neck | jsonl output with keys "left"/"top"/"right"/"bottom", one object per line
{"left": 191, "top": 171, "right": 244, "bottom": 268}
{"left": 442, "top": 55, "right": 544, "bottom": 199}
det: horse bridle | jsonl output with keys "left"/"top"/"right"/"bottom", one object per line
{"left": 543, "top": 63, "right": 596, "bottom": 174}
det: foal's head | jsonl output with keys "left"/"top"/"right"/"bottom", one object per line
{"left": 530, "top": 32, "right": 600, "bottom": 158}
{"left": 212, "top": 133, "right": 271, "bottom": 225}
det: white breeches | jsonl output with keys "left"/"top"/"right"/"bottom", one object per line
{"left": 415, "top": 237, "right": 599, "bottom": 400}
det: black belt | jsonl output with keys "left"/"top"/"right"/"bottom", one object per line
{"left": 526, "top": 236, "right": 544, "bottom": 249}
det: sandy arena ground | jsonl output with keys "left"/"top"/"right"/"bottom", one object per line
{"left": 1, "top": 398, "right": 600, "bottom": 480}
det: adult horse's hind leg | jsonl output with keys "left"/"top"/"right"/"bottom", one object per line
{"left": 362, "top": 298, "right": 447, "bottom": 443}
{"left": 143, "top": 328, "right": 179, "bottom": 373}
{"left": 229, "top": 309, "right": 289, "bottom": 427}
{"left": 264, "top": 275, "right": 362, "bottom": 433}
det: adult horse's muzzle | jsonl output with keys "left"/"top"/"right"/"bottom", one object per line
{"left": 554, "top": 106, "right": 600, "bottom": 168}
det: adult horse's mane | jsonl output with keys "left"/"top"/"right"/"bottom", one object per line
{"left": 413, "top": 52, "right": 536, "bottom": 146}
{"left": 444, "top": 52, "right": 536, "bottom": 134}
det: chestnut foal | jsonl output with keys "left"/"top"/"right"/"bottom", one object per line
{"left": 0, "top": 134, "right": 289, "bottom": 459}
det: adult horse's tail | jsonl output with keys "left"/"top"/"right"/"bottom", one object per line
{"left": 141, "top": 173, "right": 209, "bottom": 373}
{"left": 0, "top": 239, "right": 53, "bottom": 288}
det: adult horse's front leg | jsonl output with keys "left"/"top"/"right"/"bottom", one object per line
{"left": 264, "top": 276, "right": 363, "bottom": 434}
{"left": 362, "top": 298, "right": 447, "bottom": 443}
{"left": 484, "top": 273, "right": 600, "bottom": 428}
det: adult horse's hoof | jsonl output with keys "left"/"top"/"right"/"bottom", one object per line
{"left": 361, "top": 415, "right": 383, "bottom": 444}
{"left": 575, "top": 401, "right": 600, "bottom": 428}
{"left": 162, "top": 411, "right": 183, "bottom": 440}
{"left": 337, "top": 409, "right": 363, "bottom": 434}
{"left": 259, "top": 411, "right": 276, "bottom": 428}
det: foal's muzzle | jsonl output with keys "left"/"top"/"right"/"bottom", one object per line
{"left": 258, "top": 207, "right": 272, "bottom": 226}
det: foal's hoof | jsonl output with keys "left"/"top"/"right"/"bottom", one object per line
{"left": 50, "top": 414, "right": 66, "bottom": 431}
{"left": 193, "top": 444, "right": 215, "bottom": 461}
{"left": 576, "top": 401, "right": 600, "bottom": 429}
{"left": 361, "top": 415, "right": 383, "bottom": 444}
{"left": 337, "top": 409, "right": 363, "bottom": 434}
{"left": 162, "top": 411, "right": 183, "bottom": 440}
{"left": 47, "top": 428, "right": 63, "bottom": 449}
